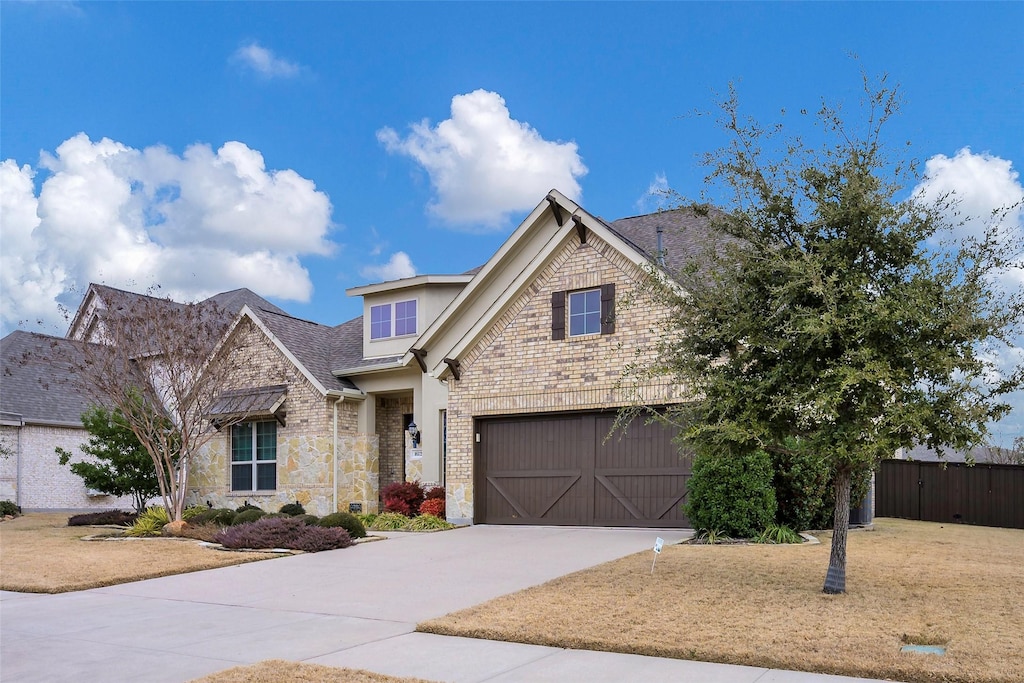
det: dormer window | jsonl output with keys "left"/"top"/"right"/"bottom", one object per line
{"left": 370, "top": 304, "right": 392, "bottom": 339}
{"left": 395, "top": 300, "right": 417, "bottom": 336}
{"left": 370, "top": 299, "right": 417, "bottom": 340}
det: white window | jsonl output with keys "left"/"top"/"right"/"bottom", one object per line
{"left": 370, "top": 300, "right": 417, "bottom": 339}
{"left": 370, "top": 304, "right": 391, "bottom": 340}
{"left": 568, "top": 289, "right": 602, "bottom": 336}
{"left": 231, "top": 422, "right": 277, "bottom": 491}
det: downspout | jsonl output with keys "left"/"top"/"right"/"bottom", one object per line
{"left": 331, "top": 395, "right": 343, "bottom": 514}
{"left": 16, "top": 418, "right": 24, "bottom": 508}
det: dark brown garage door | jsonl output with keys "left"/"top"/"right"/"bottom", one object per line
{"left": 475, "top": 411, "right": 692, "bottom": 527}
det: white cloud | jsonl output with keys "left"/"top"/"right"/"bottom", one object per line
{"left": 378, "top": 89, "right": 587, "bottom": 230}
{"left": 232, "top": 42, "right": 301, "bottom": 79}
{"left": 359, "top": 252, "right": 417, "bottom": 282}
{"left": 1, "top": 133, "right": 334, "bottom": 334}
{"left": 635, "top": 173, "right": 670, "bottom": 213}
{"left": 913, "top": 148, "right": 1024, "bottom": 444}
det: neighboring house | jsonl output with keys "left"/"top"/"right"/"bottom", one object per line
{"left": 0, "top": 331, "right": 138, "bottom": 510}
{"left": 9, "top": 190, "right": 717, "bottom": 525}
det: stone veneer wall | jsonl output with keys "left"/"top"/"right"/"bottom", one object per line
{"left": 445, "top": 232, "right": 684, "bottom": 523}
{"left": 190, "top": 320, "right": 376, "bottom": 516}
{"left": 0, "top": 423, "right": 139, "bottom": 510}
{"left": 376, "top": 395, "right": 412, "bottom": 493}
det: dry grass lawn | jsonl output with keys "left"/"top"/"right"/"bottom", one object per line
{"left": 190, "top": 660, "right": 434, "bottom": 683}
{"left": 0, "top": 513, "right": 276, "bottom": 593}
{"left": 420, "top": 519, "right": 1024, "bottom": 683}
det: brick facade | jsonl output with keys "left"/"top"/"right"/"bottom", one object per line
{"left": 0, "top": 423, "right": 140, "bottom": 510}
{"left": 190, "top": 319, "right": 377, "bottom": 516}
{"left": 376, "top": 394, "right": 413, "bottom": 493}
{"left": 445, "top": 232, "right": 682, "bottom": 522}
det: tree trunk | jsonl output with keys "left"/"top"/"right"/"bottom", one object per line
{"left": 824, "top": 467, "right": 852, "bottom": 594}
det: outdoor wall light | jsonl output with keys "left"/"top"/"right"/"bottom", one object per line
{"left": 407, "top": 421, "right": 420, "bottom": 448}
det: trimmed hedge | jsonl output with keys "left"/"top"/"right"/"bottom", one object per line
{"left": 684, "top": 445, "right": 776, "bottom": 538}
{"left": 318, "top": 512, "right": 367, "bottom": 539}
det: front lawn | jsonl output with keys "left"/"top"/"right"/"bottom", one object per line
{"left": 418, "top": 518, "right": 1023, "bottom": 683}
{"left": 0, "top": 513, "right": 275, "bottom": 593}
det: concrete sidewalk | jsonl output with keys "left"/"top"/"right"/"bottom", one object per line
{"left": 0, "top": 526, "right": 893, "bottom": 683}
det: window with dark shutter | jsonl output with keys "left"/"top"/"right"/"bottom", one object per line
{"left": 600, "top": 283, "right": 615, "bottom": 335}
{"left": 551, "top": 291, "right": 565, "bottom": 340}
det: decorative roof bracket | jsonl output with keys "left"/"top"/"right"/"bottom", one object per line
{"left": 410, "top": 348, "right": 428, "bottom": 373}
{"left": 546, "top": 195, "right": 565, "bottom": 227}
{"left": 443, "top": 357, "right": 462, "bottom": 381}
{"left": 573, "top": 215, "right": 587, "bottom": 244}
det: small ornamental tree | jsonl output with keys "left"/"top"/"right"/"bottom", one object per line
{"left": 50, "top": 286, "right": 267, "bottom": 522}
{"left": 632, "top": 75, "right": 1023, "bottom": 593}
{"left": 57, "top": 405, "right": 164, "bottom": 513}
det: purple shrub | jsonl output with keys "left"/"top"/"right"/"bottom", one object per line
{"left": 215, "top": 516, "right": 353, "bottom": 552}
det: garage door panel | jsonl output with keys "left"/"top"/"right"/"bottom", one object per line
{"left": 478, "top": 411, "right": 691, "bottom": 527}
{"left": 592, "top": 474, "right": 689, "bottom": 525}
{"left": 485, "top": 473, "right": 583, "bottom": 522}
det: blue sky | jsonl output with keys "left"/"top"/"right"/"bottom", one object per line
{"left": 2, "top": 2, "right": 1022, "bottom": 443}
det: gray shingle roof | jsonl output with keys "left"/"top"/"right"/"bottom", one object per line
{"left": 606, "top": 206, "right": 729, "bottom": 276}
{"left": 0, "top": 331, "right": 93, "bottom": 426}
{"left": 255, "top": 310, "right": 360, "bottom": 392}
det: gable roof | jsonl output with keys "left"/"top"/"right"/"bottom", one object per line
{"left": 606, "top": 206, "right": 731, "bottom": 275}
{"left": 407, "top": 190, "right": 723, "bottom": 379}
{"left": 68, "top": 283, "right": 287, "bottom": 340}
{"left": 0, "top": 331, "right": 94, "bottom": 426}
{"left": 244, "top": 308, "right": 360, "bottom": 393}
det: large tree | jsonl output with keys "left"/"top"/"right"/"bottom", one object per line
{"left": 52, "top": 288, "right": 261, "bottom": 522}
{"left": 56, "top": 405, "right": 166, "bottom": 513}
{"left": 642, "top": 76, "right": 1023, "bottom": 593}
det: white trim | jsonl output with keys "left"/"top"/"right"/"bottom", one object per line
{"left": 346, "top": 274, "right": 474, "bottom": 297}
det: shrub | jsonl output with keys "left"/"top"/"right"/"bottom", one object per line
{"left": 419, "top": 497, "right": 445, "bottom": 518}
{"left": 231, "top": 508, "right": 266, "bottom": 525}
{"left": 318, "top": 512, "right": 367, "bottom": 539}
{"left": 289, "top": 525, "right": 355, "bottom": 552}
{"left": 769, "top": 441, "right": 831, "bottom": 531}
{"left": 381, "top": 481, "right": 425, "bottom": 516}
{"left": 68, "top": 510, "right": 136, "bottom": 527}
{"left": 197, "top": 508, "right": 237, "bottom": 526}
{"left": 295, "top": 514, "right": 320, "bottom": 526}
{"left": 684, "top": 444, "right": 776, "bottom": 539}
{"left": 183, "top": 505, "right": 207, "bottom": 521}
{"left": 279, "top": 502, "right": 305, "bottom": 516}
{"left": 756, "top": 524, "right": 803, "bottom": 544}
{"left": 369, "top": 512, "right": 410, "bottom": 530}
{"left": 215, "top": 516, "right": 353, "bottom": 552}
{"left": 356, "top": 513, "right": 377, "bottom": 527}
{"left": 125, "top": 506, "right": 170, "bottom": 537}
{"left": 0, "top": 500, "right": 22, "bottom": 517}
{"left": 424, "top": 486, "right": 445, "bottom": 500}
{"left": 235, "top": 502, "right": 262, "bottom": 513}
{"left": 405, "top": 514, "right": 454, "bottom": 531}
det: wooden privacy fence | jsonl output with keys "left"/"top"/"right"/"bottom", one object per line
{"left": 876, "top": 459, "right": 1024, "bottom": 529}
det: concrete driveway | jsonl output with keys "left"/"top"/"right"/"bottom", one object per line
{"left": 0, "top": 525, "right": 885, "bottom": 683}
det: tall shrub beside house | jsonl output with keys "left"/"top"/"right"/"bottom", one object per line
{"left": 685, "top": 444, "right": 776, "bottom": 538}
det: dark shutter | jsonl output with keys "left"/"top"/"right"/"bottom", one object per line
{"left": 551, "top": 291, "right": 566, "bottom": 340}
{"left": 600, "top": 283, "right": 615, "bottom": 334}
